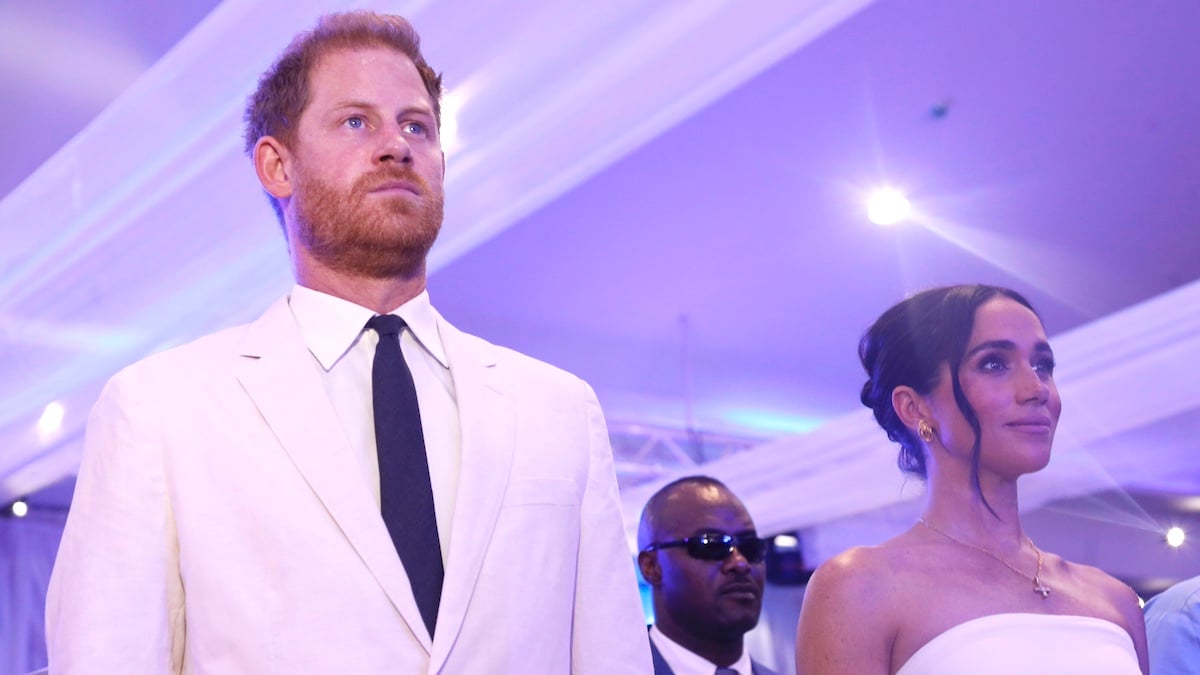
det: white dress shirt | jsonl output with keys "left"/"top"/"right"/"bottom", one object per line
{"left": 651, "top": 624, "right": 753, "bottom": 675}
{"left": 288, "top": 284, "right": 461, "bottom": 564}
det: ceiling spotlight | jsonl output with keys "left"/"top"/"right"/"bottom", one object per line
{"left": 867, "top": 188, "right": 912, "bottom": 226}
{"left": 38, "top": 401, "right": 66, "bottom": 439}
{"left": 10, "top": 500, "right": 29, "bottom": 518}
{"left": 1166, "top": 526, "right": 1186, "bottom": 548}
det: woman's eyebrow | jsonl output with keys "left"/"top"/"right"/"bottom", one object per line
{"left": 965, "top": 339, "right": 1054, "bottom": 358}
{"left": 965, "top": 339, "right": 1015, "bottom": 357}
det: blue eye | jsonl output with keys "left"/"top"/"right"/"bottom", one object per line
{"left": 344, "top": 116, "right": 365, "bottom": 129}
{"left": 403, "top": 121, "right": 426, "bottom": 135}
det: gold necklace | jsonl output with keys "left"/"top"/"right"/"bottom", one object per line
{"left": 918, "top": 518, "right": 1051, "bottom": 599}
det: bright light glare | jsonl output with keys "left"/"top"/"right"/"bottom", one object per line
{"left": 1166, "top": 526, "right": 1186, "bottom": 547}
{"left": 867, "top": 188, "right": 912, "bottom": 226}
{"left": 440, "top": 88, "right": 463, "bottom": 156}
{"left": 37, "top": 401, "right": 65, "bottom": 438}
{"left": 773, "top": 534, "right": 799, "bottom": 549}
{"left": 11, "top": 500, "right": 29, "bottom": 518}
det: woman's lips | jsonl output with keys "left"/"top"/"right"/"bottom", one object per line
{"left": 1005, "top": 416, "right": 1053, "bottom": 432}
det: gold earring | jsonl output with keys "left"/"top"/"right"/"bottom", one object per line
{"left": 918, "top": 420, "right": 935, "bottom": 443}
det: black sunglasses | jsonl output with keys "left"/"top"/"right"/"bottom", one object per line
{"left": 642, "top": 533, "right": 767, "bottom": 563}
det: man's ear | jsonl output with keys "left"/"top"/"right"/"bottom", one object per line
{"left": 253, "top": 136, "right": 294, "bottom": 200}
{"left": 637, "top": 550, "right": 662, "bottom": 587}
{"left": 891, "top": 385, "right": 931, "bottom": 433}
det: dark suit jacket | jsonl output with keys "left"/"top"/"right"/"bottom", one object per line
{"left": 648, "top": 629, "right": 779, "bottom": 675}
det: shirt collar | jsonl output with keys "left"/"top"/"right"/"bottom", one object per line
{"left": 288, "top": 284, "right": 448, "bottom": 371}
{"left": 650, "top": 624, "right": 752, "bottom": 675}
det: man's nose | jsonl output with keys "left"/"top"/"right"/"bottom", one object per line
{"left": 376, "top": 125, "right": 413, "bottom": 164}
{"left": 722, "top": 546, "right": 752, "bottom": 572}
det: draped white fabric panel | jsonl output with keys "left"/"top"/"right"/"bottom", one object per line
{"left": 0, "top": 0, "right": 875, "bottom": 505}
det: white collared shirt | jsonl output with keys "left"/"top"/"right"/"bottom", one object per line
{"left": 651, "top": 624, "right": 753, "bottom": 675}
{"left": 288, "top": 284, "right": 461, "bottom": 564}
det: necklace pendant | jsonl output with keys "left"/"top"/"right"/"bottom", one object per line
{"left": 1033, "top": 581, "right": 1051, "bottom": 599}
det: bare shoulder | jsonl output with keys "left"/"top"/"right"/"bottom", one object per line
{"left": 806, "top": 542, "right": 901, "bottom": 601}
{"left": 1053, "top": 556, "right": 1149, "bottom": 672}
{"left": 804, "top": 538, "right": 926, "bottom": 627}
{"left": 796, "top": 540, "right": 914, "bottom": 675}
{"left": 1061, "top": 557, "right": 1142, "bottom": 619}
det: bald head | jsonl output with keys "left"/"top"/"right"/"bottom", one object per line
{"left": 638, "top": 476, "right": 736, "bottom": 551}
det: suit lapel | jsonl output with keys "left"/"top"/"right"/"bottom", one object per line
{"left": 235, "top": 297, "right": 433, "bottom": 652}
{"left": 429, "top": 316, "right": 516, "bottom": 667}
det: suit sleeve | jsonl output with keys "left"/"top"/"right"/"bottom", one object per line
{"left": 46, "top": 370, "right": 186, "bottom": 673}
{"left": 1144, "top": 583, "right": 1200, "bottom": 675}
{"left": 570, "top": 381, "right": 654, "bottom": 674}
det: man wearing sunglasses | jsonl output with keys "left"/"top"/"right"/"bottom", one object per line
{"left": 637, "top": 476, "right": 777, "bottom": 675}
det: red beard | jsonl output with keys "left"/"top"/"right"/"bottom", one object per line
{"left": 292, "top": 164, "right": 444, "bottom": 280}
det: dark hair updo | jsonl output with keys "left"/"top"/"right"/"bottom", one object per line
{"left": 858, "top": 284, "right": 1037, "bottom": 481}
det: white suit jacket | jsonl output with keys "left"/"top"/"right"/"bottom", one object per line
{"left": 46, "top": 297, "right": 652, "bottom": 674}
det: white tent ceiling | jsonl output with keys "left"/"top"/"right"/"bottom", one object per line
{"left": 2, "top": 0, "right": 1198, "bottom": 553}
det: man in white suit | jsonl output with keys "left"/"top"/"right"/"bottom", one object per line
{"left": 46, "top": 11, "right": 651, "bottom": 673}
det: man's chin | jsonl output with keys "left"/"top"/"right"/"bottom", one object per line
{"left": 322, "top": 246, "right": 429, "bottom": 280}
{"left": 299, "top": 216, "right": 441, "bottom": 280}
{"left": 292, "top": 181, "right": 444, "bottom": 281}
{"left": 715, "top": 605, "right": 762, "bottom": 633}
{"left": 723, "top": 616, "right": 760, "bottom": 635}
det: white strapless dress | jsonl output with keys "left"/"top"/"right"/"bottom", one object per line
{"left": 895, "top": 613, "right": 1140, "bottom": 675}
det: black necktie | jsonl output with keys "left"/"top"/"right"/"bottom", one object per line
{"left": 366, "top": 314, "right": 443, "bottom": 637}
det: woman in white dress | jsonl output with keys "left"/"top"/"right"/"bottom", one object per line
{"left": 795, "top": 285, "right": 1148, "bottom": 674}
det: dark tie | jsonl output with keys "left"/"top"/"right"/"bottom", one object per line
{"left": 367, "top": 314, "right": 443, "bottom": 637}
{"left": 715, "top": 669, "right": 740, "bottom": 675}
